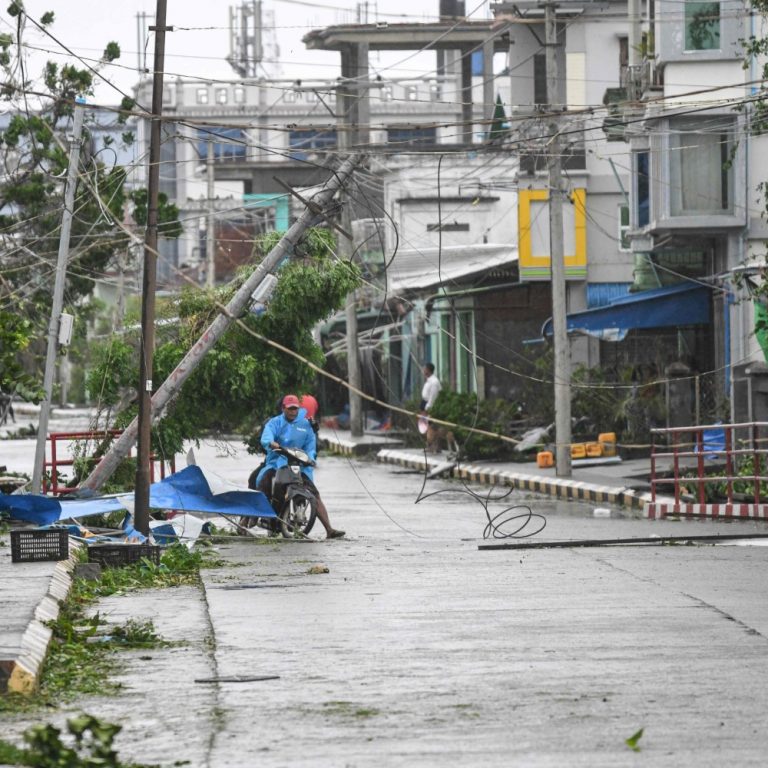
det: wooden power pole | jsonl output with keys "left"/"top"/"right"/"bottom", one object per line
{"left": 134, "top": 0, "right": 170, "bottom": 534}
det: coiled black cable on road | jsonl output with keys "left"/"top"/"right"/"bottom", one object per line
{"left": 414, "top": 445, "right": 547, "bottom": 540}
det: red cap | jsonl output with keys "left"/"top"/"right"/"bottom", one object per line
{"left": 282, "top": 394, "right": 300, "bottom": 408}
{"left": 300, "top": 394, "right": 318, "bottom": 419}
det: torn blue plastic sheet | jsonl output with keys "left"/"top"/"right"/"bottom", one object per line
{"left": 149, "top": 466, "right": 276, "bottom": 518}
{"left": 150, "top": 522, "right": 177, "bottom": 545}
{"left": 0, "top": 465, "right": 275, "bottom": 525}
{"left": 0, "top": 495, "right": 127, "bottom": 527}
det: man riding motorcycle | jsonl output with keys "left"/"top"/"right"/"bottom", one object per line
{"left": 256, "top": 394, "right": 345, "bottom": 539}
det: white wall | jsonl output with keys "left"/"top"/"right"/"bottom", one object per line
{"left": 382, "top": 155, "right": 519, "bottom": 255}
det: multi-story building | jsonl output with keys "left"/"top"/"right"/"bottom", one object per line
{"left": 491, "top": 0, "right": 764, "bottom": 425}
{"left": 132, "top": 53, "right": 503, "bottom": 287}
{"left": 623, "top": 0, "right": 765, "bottom": 421}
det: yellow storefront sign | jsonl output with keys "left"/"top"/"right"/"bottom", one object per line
{"left": 518, "top": 188, "right": 587, "bottom": 280}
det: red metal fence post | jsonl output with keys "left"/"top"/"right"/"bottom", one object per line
{"left": 725, "top": 425, "right": 734, "bottom": 504}
{"left": 754, "top": 423, "right": 761, "bottom": 506}
{"left": 650, "top": 428, "right": 657, "bottom": 502}
{"left": 696, "top": 427, "right": 705, "bottom": 505}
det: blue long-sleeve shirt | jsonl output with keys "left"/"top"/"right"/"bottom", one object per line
{"left": 255, "top": 411, "right": 317, "bottom": 486}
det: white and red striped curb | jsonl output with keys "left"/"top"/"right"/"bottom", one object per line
{"left": 646, "top": 503, "right": 768, "bottom": 520}
{"left": 375, "top": 449, "right": 656, "bottom": 511}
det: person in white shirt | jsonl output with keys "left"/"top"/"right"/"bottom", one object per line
{"left": 420, "top": 363, "right": 441, "bottom": 413}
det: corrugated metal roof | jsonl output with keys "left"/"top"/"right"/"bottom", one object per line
{"left": 385, "top": 243, "right": 518, "bottom": 296}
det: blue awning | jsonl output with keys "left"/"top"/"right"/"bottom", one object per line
{"left": 542, "top": 282, "right": 712, "bottom": 342}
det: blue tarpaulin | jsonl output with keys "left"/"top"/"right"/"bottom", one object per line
{"left": 696, "top": 424, "right": 726, "bottom": 460}
{"left": 148, "top": 465, "right": 275, "bottom": 519}
{"left": 542, "top": 282, "right": 712, "bottom": 342}
{"left": 0, "top": 465, "right": 275, "bottom": 526}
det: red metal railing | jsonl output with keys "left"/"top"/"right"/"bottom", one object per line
{"left": 650, "top": 422, "right": 768, "bottom": 505}
{"left": 43, "top": 430, "right": 176, "bottom": 495}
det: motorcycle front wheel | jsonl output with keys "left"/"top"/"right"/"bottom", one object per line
{"left": 279, "top": 495, "right": 317, "bottom": 538}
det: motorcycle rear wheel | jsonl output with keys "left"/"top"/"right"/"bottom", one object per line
{"left": 279, "top": 495, "right": 317, "bottom": 537}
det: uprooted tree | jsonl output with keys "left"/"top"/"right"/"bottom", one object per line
{"left": 84, "top": 228, "right": 361, "bottom": 473}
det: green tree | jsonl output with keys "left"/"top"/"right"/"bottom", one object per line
{"left": 0, "top": 309, "right": 39, "bottom": 400}
{"left": 86, "top": 229, "right": 361, "bottom": 462}
{"left": 0, "top": 3, "right": 179, "bottom": 400}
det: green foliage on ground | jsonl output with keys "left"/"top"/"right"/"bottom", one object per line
{"left": 0, "top": 544, "right": 219, "bottom": 714}
{"left": 570, "top": 364, "right": 665, "bottom": 445}
{"left": 0, "top": 713, "right": 161, "bottom": 768}
{"left": 425, "top": 391, "right": 523, "bottom": 460}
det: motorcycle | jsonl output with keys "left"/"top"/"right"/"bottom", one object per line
{"left": 249, "top": 446, "right": 318, "bottom": 538}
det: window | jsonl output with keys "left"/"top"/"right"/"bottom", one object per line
{"left": 288, "top": 129, "right": 337, "bottom": 160}
{"left": 284, "top": 90, "right": 297, "bottom": 103}
{"left": 405, "top": 85, "right": 418, "bottom": 101}
{"left": 669, "top": 121, "right": 732, "bottom": 215}
{"left": 438, "top": 314, "right": 451, "bottom": 386}
{"left": 233, "top": 87, "right": 245, "bottom": 104}
{"left": 159, "top": 125, "right": 177, "bottom": 198}
{"left": 635, "top": 151, "right": 650, "bottom": 227}
{"left": 196, "top": 128, "right": 247, "bottom": 161}
{"left": 533, "top": 54, "right": 547, "bottom": 106}
{"left": 196, "top": 88, "right": 209, "bottom": 105}
{"left": 685, "top": 1, "right": 720, "bottom": 51}
{"left": 429, "top": 80, "right": 440, "bottom": 100}
{"left": 619, "top": 204, "right": 631, "bottom": 250}
{"left": 380, "top": 85, "right": 393, "bottom": 101}
{"left": 162, "top": 87, "right": 172, "bottom": 104}
{"left": 387, "top": 126, "right": 437, "bottom": 147}
{"left": 216, "top": 88, "right": 228, "bottom": 105}
{"left": 456, "top": 311, "right": 475, "bottom": 394}
{"left": 433, "top": 310, "right": 476, "bottom": 394}
{"left": 619, "top": 36, "right": 629, "bottom": 85}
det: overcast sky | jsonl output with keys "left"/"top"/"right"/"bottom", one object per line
{"left": 10, "top": 0, "right": 492, "bottom": 105}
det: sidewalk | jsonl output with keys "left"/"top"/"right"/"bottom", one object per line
{"left": 0, "top": 533, "right": 79, "bottom": 694}
{"left": 318, "top": 427, "right": 664, "bottom": 512}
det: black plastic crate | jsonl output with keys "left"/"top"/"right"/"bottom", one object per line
{"left": 87, "top": 544, "right": 161, "bottom": 569}
{"left": 11, "top": 529, "right": 69, "bottom": 563}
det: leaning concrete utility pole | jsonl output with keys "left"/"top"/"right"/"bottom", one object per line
{"left": 545, "top": 0, "right": 572, "bottom": 477}
{"left": 81, "top": 154, "right": 361, "bottom": 493}
{"left": 31, "top": 100, "right": 86, "bottom": 495}
{"left": 337, "top": 43, "right": 369, "bottom": 438}
{"left": 342, "top": 204, "right": 363, "bottom": 437}
{"left": 134, "top": 0, "right": 170, "bottom": 535}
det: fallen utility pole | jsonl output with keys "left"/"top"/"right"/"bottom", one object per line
{"left": 135, "top": 0, "right": 171, "bottom": 535}
{"left": 81, "top": 154, "right": 361, "bottom": 494}
{"left": 31, "top": 100, "right": 86, "bottom": 495}
{"left": 478, "top": 533, "right": 768, "bottom": 551}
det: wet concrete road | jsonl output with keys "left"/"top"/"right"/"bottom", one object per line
{"left": 201, "top": 456, "right": 768, "bottom": 767}
{"left": 4, "top": 450, "right": 768, "bottom": 766}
